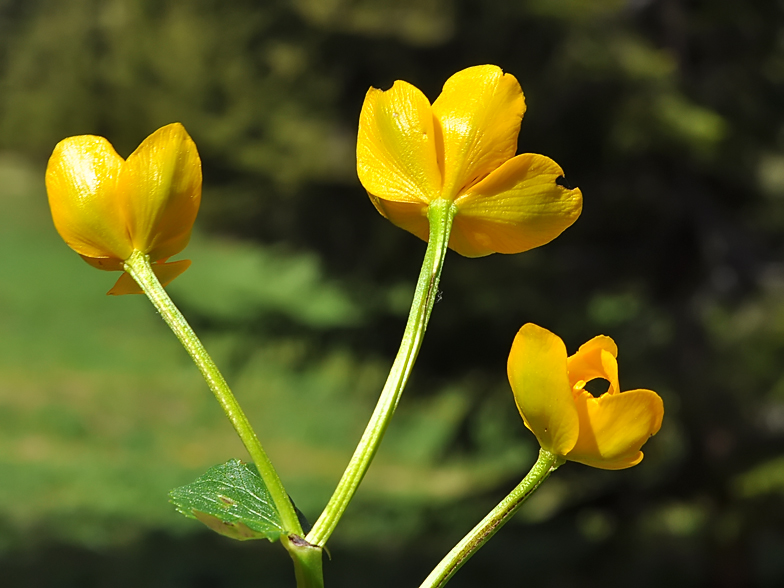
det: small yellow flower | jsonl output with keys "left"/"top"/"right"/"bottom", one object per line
{"left": 46, "top": 123, "right": 201, "bottom": 295}
{"left": 357, "top": 65, "right": 582, "bottom": 257}
{"left": 507, "top": 323, "right": 664, "bottom": 470}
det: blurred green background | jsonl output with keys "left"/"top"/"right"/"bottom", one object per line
{"left": 2, "top": 0, "right": 784, "bottom": 586}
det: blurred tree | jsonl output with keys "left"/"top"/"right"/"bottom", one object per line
{"left": 3, "top": 0, "right": 784, "bottom": 586}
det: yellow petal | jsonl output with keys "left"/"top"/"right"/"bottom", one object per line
{"left": 507, "top": 323, "right": 579, "bottom": 456}
{"left": 432, "top": 65, "right": 525, "bottom": 200}
{"left": 448, "top": 154, "right": 582, "bottom": 257}
{"left": 107, "top": 259, "right": 192, "bottom": 296}
{"left": 567, "top": 389, "right": 664, "bottom": 470}
{"left": 118, "top": 123, "right": 201, "bottom": 261}
{"left": 357, "top": 81, "right": 442, "bottom": 205}
{"left": 45, "top": 135, "right": 132, "bottom": 262}
{"left": 567, "top": 335, "right": 620, "bottom": 394}
{"left": 368, "top": 196, "right": 430, "bottom": 243}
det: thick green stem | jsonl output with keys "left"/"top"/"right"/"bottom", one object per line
{"left": 124, "top": 251, "right": 303, "bottom": 537}
{"left": 282, "top": 535, "right": 325, "bottom": 588}
{"left": 419, "top": 449, "right": 564, "bottom": 588}
{"left": 306, "top": 199, "right": 457, "bottom": 547}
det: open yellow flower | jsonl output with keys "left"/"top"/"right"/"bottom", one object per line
{"left": 357, "top": 65, "right": 582, "bottom": 257}
{"left": 46, "top": 122, "right": 201, "bottom": 295}
{"left": 507, "top": 323, "right": 664, "bottom": 470}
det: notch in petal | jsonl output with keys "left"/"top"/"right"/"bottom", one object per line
{"left": 432, "top": 65, "right": 525, "bottom": 200}
{"left": 450, "top": 153, "right": 582, "bottom": 257}
{"left": 508, "top": 324, "right": 579, "bottom": 456}
{"left": 357, "top": 81, "right": 442, "bottom": 205}
{"left": 568, "top": 335, "right": 620, "bottom": 395}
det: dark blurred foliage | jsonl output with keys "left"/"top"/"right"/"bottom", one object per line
{"left": 3, "top": 0, "right": 784, "bottom": 586}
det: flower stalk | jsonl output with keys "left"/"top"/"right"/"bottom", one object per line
{"left": 124, "top": 250, "right": 303, "bottom": 537}
{"left": 305, "top": 198, "right": 457, "bottom": 547}
{"left": 419, "top": 449, "right": 564, "bottom": 588}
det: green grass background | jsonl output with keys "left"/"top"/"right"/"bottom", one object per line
{"left": 0, "top": 153, "right": 531, "bottom": 556}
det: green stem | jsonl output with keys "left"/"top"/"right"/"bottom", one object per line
{"left": 282, "top": 535, "right": 325, "bottom": 588}
{"left": 124, "top": 250, "right": 303, "bottom": 537}
{"left": 419, "top": 449, "right": 564, "bottom": 588}
{"left": 306, "top": 199, "right": 457, "bottom": 547}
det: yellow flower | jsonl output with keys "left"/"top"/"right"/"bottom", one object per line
{"left": 46, "top": 123, "right": 201, "bottom": 295}
{"left": 357, "top": 65, "right": 582, "bottom": 257}
{"left": 507, "top": 323, "right": 664, "bottom": 470}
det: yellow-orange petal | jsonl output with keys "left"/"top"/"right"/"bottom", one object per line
{"left": 357, "top": 81, "right": 442, "bottom": 205}
{"left": 567, "top": 335, "right": 620, "bottom": 395}
{"left": 45, "top": 135, "right": 132, "bottom": 262}
{"left": 508, "top": 323, "right": 579, "bottom": 456}
{"left": 432, "top": 65, "right": 525, "bottom": 200}
{"left": 107, "top": 259, "right": 192, "bottom": 296}
{"left": 448, "top": 153, "right": 582, "bottom": 257}
{"left": 118, "top": 123, "right": 201, "bottom": 261}
{"left": 79, "top": 254, "right": 125, "bottom": 272}
{"left": 567, "top": 388, "right": 664, "bottom": 470}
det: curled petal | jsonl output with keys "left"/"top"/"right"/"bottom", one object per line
{"left": 80, "top": 254, "right": 125, "bottom": 272}
{"left": 567, "top": 335, "right": 620, "bottom": 395}
{"left": 568, "top": 389, "right": 664, "bottom": 470}
{"left": 357, "top": 81, "right": 442, "bottom": 205}
{"left": 450, "top": 153, "right": 582, "bottom": 257}
{"left": 432, "top": 65, "right": 525, "bottom": 200}
{"left": 508, "top": 323, "right": 579, "bottom": 456}
{"left": 45, "top": 136, "right": 131, "bottom": 263}
{"left": 368, "top": 196, "right": 430, "bottom": 244}
{"left": 119, "top": 123, "right": 201, "bottom": 261}
{"left": 108, "top": 259, "right": 192, "bottom": 296}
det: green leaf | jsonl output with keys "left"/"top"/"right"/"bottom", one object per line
{"left": 169, "top": 459, "right": 286, "bottom": 542}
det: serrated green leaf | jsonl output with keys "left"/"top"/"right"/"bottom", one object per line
{"left": 169, "top": 459, "right": 285, "bottom": 542}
